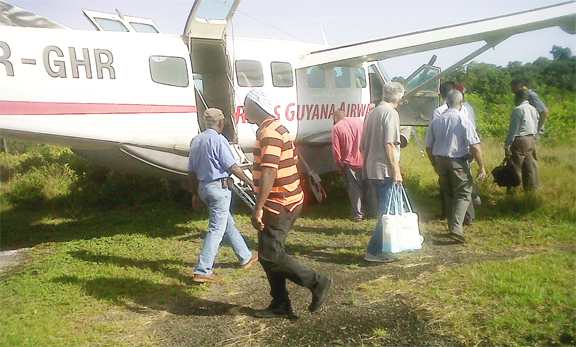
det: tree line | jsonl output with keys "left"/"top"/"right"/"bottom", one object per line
{"left": 440, "top": 45, "right": 575, "bottom": 143}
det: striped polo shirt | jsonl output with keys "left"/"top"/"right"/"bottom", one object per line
{"left": 253, "top": 117, "right": 304, "bottom": 214}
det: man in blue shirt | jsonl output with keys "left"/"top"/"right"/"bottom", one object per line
{"left": 188, "top": 108, "right": 258, "bottom": 283}
{"left": 425, "top": 90, "right": 486, "bottom": 243}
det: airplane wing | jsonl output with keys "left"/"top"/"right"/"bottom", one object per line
{"left": 0, "top": 1, "right": 69, "bottom": 29}
{"left": 297, "top": 1, "right": 576, "bottom": 69}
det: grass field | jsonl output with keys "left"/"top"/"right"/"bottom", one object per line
{"left": 1, "top": 138, "right": 574, "bottom": 346}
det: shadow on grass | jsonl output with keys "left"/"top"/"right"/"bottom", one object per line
{"left": 53, "top": 275, "right": 252, "bottom": 317}
{"left": 293, "top": 225, "right": 367, "bottom": 236}
{"left": 0, "top": 205, "right": 201, "bottom": 250}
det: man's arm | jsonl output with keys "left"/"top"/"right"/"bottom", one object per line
{"left": 505, "top": 109, "right": 520, "bottom": 154}
{"left": 469, "top": 144, "right": 486, "bottom": 179}
{"left": 229, "top": 164, "right": 255, "bottom": 191}
{"left": 251, "top": 166, "right": 277, "bottom": 231}
{"left": 187, "top": 171, "right": 203, "bottom": 210}
{"left": 384, "top": 143, "right": 403, "bottom": 184}
{"left": 537, "top": 109, "right": 548, "bottom": 135}
{"left": 425, "top": 147, "right": 437, "bottom": 173}
{"left": 332, "top": 130, "right": 343, "bottom": 171}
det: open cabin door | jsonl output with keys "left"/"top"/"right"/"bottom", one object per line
{"left": 184, "top": 0, "right": 256, "bottom": 209}
{"left": 184, "top": 0, "right": 241, "bottom": 143}
{"left": 398, "top": 64, "right": 441, "bottom": 126}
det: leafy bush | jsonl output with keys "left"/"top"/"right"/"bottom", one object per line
{"left": 1, "top": 142, "right": 177, "bottom": 212}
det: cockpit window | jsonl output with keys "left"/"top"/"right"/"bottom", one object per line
{"left": 130, "top": 22, "right": 159, "bottom": 33}
{"left": 94, "top": 18, "right": 129, "bottom": 32}
{"left": 334, "top": 67, "right": 351, "bottom": 88}
{"left": 236, "top": 60, "right": 264, "bottom": 87}
{"left": 271, "top": 62, "right": 293, "bottom": 87}
{"left": 149, "top": 56, "right": 189, "bottom": 87}
{"left": 354, "top": 67, "right": 367, "bottom": 88}
{"left": 307, "top": 66, "right": 325, "bottom": 88}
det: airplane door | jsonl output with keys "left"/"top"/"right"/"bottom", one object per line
{"left": 184, "top": 0, "right": 242, "bottom": 143}
{"left": 397, "top": 65, "right": 441, "bottom": 126}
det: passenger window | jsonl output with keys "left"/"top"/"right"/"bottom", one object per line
{"left": 130, "top": 22, "right": 159, "bottom": 33}
{"left": 149, "top": 56, "right": 189, "bottom": 87}
{"left": 271, "top": 62, "right": 293, "bottom": 87}
{"left": 236, "top": 60, "right": 264, "bottom": 87}
{"left": 334, "top": 67, "right": 351, "bottom": 88}
{"left": 307, "top": 66, "right": 325, "bottom": 88}
{"left": 94, "top": 18, "right": 129, "bottom": 32}
{"left": 354, "top": 67, "right": 367, "bottom": 88}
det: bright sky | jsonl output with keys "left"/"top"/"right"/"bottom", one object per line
{"left": 7, "top": 0, "right": 576, "bottom": 78}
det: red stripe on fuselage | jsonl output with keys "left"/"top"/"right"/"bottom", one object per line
{"left": 0, "top": 100, "right": 197, "bottom": 115}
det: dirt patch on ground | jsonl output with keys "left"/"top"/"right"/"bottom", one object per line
{"left": 0, "top": 248, "right": 30, "bottom": 278}
{"left": 150, "top": 233, "right": 531, "bottom": 347}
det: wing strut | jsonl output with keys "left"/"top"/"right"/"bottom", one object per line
{"left": 404, "top": 37, "right": 507, "bottom": 99}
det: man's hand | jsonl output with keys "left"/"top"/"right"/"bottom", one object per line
{"left": 251, "top": 208, "right": 265, "bottom": 231}
{"left": 477, "top": 167, "right": 487, "bottom": 180}
{"left": 393, "top": 170, "right": 403, "bottom": 185}
{"left": 505, "top": 147, "right": 512, "bottom": 158}
{"left": 192, "top": 193, "right": 203, "bottom": 211}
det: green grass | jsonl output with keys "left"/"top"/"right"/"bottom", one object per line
{"left": 358, "top": 250, "right": 575, "bottom": 346}
{"left": 1, "top": 139, "right": 575, "bottom": 346}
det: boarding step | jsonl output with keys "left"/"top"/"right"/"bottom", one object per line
{"left": 229, "top": 144, "right": 256, "bottom": 210}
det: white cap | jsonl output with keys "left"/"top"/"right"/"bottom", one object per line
{"left": 245, "top": 88, "right": 274, "bottom": 117}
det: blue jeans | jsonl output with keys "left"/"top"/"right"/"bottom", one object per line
{"left": 366, "top": 179, "right": 400, "bottom": 255}
{"left": 195, "top": 180, "right": 252, "bottom": 275}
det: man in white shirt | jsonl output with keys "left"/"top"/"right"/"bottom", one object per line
{"left": 505, "top": 89, "right": 540, "bottom": 192}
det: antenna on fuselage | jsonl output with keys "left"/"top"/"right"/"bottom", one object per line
{"left": 115, "top": 9, "right": 124, "bottom": 20}
{"left": 320, "top": 25, "right": 329, "bottom": 46}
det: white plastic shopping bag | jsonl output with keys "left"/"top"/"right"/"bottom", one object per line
{"left": 381, "top": 185, "right": 423, "bottom": 253}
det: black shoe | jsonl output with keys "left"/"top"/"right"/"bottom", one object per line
{"left": 254, "top": 302, "right": 297, "bottom": 319}
{"left": 309, "top": 275, "right": 332, "bottom": 313}
{"left": 448, "top": 232, "right": 466, "bottom": 243}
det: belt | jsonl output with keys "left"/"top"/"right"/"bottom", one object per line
{"left": 200, "top": 177, "right": 230, "bottom": 189}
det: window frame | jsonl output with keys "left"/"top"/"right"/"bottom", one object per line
{"left": 149, "top": 55, "right": 189, "bottom": 88}
{"left": 235, "top": 59, "right": 265, "bottom": 87}
{"left": 354, "top": 67, "right": 367, "bottom": 88}
{"left": 333, "top": 66, "right": 351, "bottom": 88}
{"left": 270, "top": 61, "right": 294, "bottom": 88}
{"left": 307, "top": 66, "right": 326, "bottom": 88}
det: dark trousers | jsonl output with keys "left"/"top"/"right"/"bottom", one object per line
{"left": 436, "top": 156, "right": 474, "bottom": 236}
{"left": 342, "top": 165, "right": 378, "bottom": 219}
{"left": 258, "top": 205, "right": 319, "bottom": 305}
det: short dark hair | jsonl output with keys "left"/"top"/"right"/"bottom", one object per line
{"left": 511, "top": 77, "right": 528, "bottom": 89}
{"left": 514, "top": 89, "right": 530, "bottom": 105}
{"left": 440, "top": 81, "right": 456, "bottom": 98}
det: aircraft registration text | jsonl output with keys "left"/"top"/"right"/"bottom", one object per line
{"left": 0, "top": 41, "right": 115, "bottom": 79}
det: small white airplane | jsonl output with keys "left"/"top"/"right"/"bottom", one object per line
{"left": 0, "top": 0, "right": 574, "bottom": 204}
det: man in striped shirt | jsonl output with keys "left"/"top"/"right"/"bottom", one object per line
{"left": 244, "top": 88, "right": 332, "bottom": 319}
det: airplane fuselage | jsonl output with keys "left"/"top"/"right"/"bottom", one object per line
{"left": 0, "top": 25, "right": 378, "bottom": 181}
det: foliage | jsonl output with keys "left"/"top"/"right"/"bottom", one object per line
{"left": 1, "top": 142, "right": 180, "bottom": 213}
{"left": 442, "top": 45, "right": 575, "bottom": 142}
